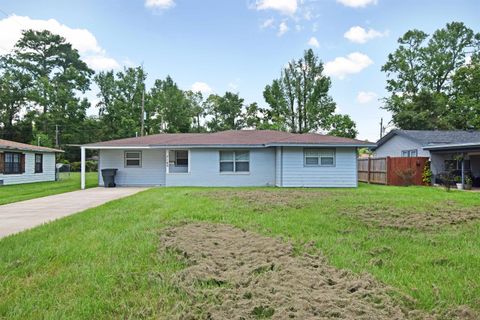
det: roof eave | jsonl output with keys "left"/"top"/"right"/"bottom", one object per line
{"left": 265, "top": 143, "right": 375, "bottom": 148}
{"left": 423, "top": 143, "right": 480, "bottom": 151}
{"left": 0, "top": 146, "right": 63, "bottom": 153}
{"left": 84, "top": 143, "right": 375, "bottom": 149}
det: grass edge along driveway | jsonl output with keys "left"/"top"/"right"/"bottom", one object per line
{"left": 0, "top": 172, "right": 98, "bottom": 205}
{"left": 0, "top": 184, "right": 479, "bottom": 319}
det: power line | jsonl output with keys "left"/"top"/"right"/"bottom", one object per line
{"left": 0, "top": 7, "right": 10, "bottom": 18}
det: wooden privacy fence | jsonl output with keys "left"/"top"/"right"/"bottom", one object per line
{"left": 358, "top": 157, "right": 429, "bottom": 186}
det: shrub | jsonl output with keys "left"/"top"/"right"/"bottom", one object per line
{"left": 422, "top": 161, "right": 432, "bottom": 185}
{"left": 70, "top": 161, "right": 98, "bottom": 172}
{"left": 395, "top": 168, "right": 416, "bottom": 186}
{"left": 438, "top": 171, "right": 455, "bottom": 192}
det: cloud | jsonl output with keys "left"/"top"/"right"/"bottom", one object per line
{"left": 277, "top": 21, "right": 289, "bottom": 36}
{"left": 0, "top": 15, "right": 119, "bottom": 71}
{"left": 145, "top": 0, "right": 175, "bottom": 10}
{"left": 337, "top": 0, "right": 377, "bottom": 8}
{"left": 307, "top": 36, "right": 320, "bottom": 48}
{"left": 191, "top": 82, "right": 213, "bottom": 94}
{"left": 324, "top": 52, "right": 373, "bottom": 79}
{"left": 344, "top": 26, "right": 387, "bottom": 43}
{"left": 255, "top": 0, "right": 298, "bottom": 15}
{"left": 260, "top": 18, "right": 275, "bottom": 29}
{"left": 83, "top": 55, "right": 120, "bottom": 71}
{"left": 356, "top": 91, "right": 378, "bottom": 104}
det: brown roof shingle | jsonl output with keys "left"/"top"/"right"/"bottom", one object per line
{"left": 0, "top": 139, "right": 64, "bottom": 153}
{"left": 84, "top": 130, "right": 373, "bottom": 148}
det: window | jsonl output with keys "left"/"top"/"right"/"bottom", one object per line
{"left": 4, "top": 152, "right": 21, "bottom": 174}
{"left": 401, "top": 149, "right": 418, "bottom": 157}
{"left": 175, "top": 150, "right": 188, "bottom": 167}
{"left": 125, "top": 151, "right": 142, "bottom": 167}
{"left": 304, "top": 149, "right": 335, "bottom": 166}
{"left": 219, "top": 151, "right": 249, "bottom": 173}
{"left": 445, "top": 159, "right": 471, "bottom": 171}
{"left": 35, "top": 154, "right": 43, "bottom": 173}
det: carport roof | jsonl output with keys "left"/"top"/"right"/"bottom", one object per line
{"left": 83, "top": 130, "right": 374, "bottom": 148}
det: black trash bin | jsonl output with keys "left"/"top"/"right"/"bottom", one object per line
{"left": 101, "top": 168, "right": 118, "bottom": 187}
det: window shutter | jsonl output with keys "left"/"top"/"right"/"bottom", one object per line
{"left": 20, "top": 153, "right": 26, "bottom": 173}
{"left": 0, "top": 153, "right": 4, "bottom": 173}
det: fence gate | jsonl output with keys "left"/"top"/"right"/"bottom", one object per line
{"left": 358, "top": 157, "right": 387, "bottom": 184}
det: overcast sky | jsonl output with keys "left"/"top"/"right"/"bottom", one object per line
{"left": 0, "top": 0, "right": 479, "bottom": 141}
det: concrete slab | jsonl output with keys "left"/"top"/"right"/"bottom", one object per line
{"left": 0, "top": 187, "right": 146, "bottom": 238}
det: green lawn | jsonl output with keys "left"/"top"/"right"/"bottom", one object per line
{"left": 0, "top": 184, "right": 479, "bottom": 319}
{"left": 0, "top": 172, "right": 98, "bottom": 205}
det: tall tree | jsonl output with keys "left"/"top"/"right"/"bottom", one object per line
{"left": 0, "top": 59, "right": 30, "bottom": 140}
{"left": 205, "top": 92, "right": 244, "bottom": 131}
{"left": 327, "top": 114, "right": 358, "bottom": 138}
{"left": 95, "top": 67, "right": 147, "bottom": 139}
{"left": 449, "top": 54, "right": 480, "bottom": 129}
{"left": 149, "top": 76, "right": 192, "bottom": 133}
{"left": 382, "top": 22, "right": 480, "bottom": 129}
{"left": 263, "top": 49, "right": 338, "bottom": 133}
{"left": 9, "top": 30, "right": 94, "bottom": 138}
{"left": 185, "top": 90, "right": 205, "bottom": 132}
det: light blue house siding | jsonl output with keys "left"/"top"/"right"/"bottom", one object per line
{"left": 166, "top": 148, "right": 276, "bottom": 187}
{"left": 98, "top": 149, "right": 166, "bottom": 186}
{"left": 275, "top": 147, "right": 282, "bottom": 187}
{"left": 374, "top": 135, "right": 430, "bottom": 158}
{"left": 98, "top": 147, "right": 358, "bottom": 187}
{"left": 278, "top": 147, "right": 358, "bottom": 187}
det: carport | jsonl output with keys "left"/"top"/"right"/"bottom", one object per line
{"left": 424, "top": 142, "right": 480, "bottom": 188}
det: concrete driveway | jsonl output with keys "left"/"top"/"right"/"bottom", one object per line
{"left": 0, "top": 187, "right": 146, "bottom": 238}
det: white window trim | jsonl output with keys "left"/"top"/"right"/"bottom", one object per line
{"left": 219, "top": 150, "right": 250, "bottom": 174}
{"left": 174, "top": 150, "right": 189, "bottom": 167}
{"left": 166, "top": 149, "right": 191, "bottom": 174}
{"left": 303, "top": 148, "right": 336, "bottom": 167}
{"left": 124, "top": 151, "right": 142, "bottom": 168}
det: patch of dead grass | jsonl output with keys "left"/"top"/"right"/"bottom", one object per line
{"left": 350, "top": 201, "right": 480, "bottom": 231}
{"left": 195, "top": 189, "right": 337, "bottom": 212}
{"left": 158, "top": 223, "right": 476, "bottom": 319}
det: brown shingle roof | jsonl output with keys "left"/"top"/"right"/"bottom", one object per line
{"left": 0, "top": 139, "right": 64, "bottom": 153}
{"left": 84, "top": 130, "right": 373, "bottom": 148}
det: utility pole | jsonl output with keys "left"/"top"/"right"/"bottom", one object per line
{"left": 141, "top": 89, "right": 145, "bottom": 136}
{"left": 379, "top": 118, "right": 384, "bottom": 139}
{"left": 55, "top": 125, "right": 59, "bottom": 148}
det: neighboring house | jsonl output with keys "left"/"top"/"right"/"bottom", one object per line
{"left": 372, "top": 130, "right": 480, "bottom": 185}
{"left": 0, "top": 139, "right": 63, "bottom": 186}
{"left": 81, "top": 130, "right": 374, "bottom": 188}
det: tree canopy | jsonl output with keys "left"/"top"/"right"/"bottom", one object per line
{"left": 382, "top": 22, "right": 480, "bottom": 130}
{"left": 263, "top": 49, "right": 357, "bottom": 137}
{"left": 0, "top": 29, "right": 361, "bottom": 162}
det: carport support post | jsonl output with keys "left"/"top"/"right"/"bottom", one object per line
{"left": 461, "top": 153, "right": 465, "bottom": 189}
{"left": 81, "top": 147, "right": 86, "bottom": 190}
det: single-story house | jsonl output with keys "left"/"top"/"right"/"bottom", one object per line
{"left": 372, "top": 130, "right": 480, "bottom": 186}
{"left": 0, "top": 139, "right": 63, "bottom": 185}
{"left": 81, "top": 130, "right": 374, "bottom": 188}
